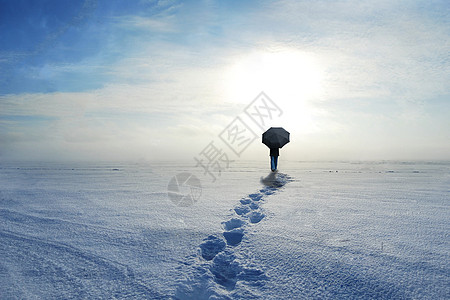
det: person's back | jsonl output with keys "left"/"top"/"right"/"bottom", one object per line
{"left": 270, "top": 148, "right": 279, "bottom": 157}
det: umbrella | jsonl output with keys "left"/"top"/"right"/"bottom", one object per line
{"left": 262, "top": 127, "right": 290, "bottom": 149}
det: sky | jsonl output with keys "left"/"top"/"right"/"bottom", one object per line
{"left": 0, "top": 0, "right": 449, "bottom": 162}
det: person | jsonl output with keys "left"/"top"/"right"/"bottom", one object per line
{"left": 270, "top": 147, "right": 279, "bottom": 172}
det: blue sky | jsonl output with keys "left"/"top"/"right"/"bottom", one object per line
{"left": 0, "top": 0, "right": 449, "bottom": 161}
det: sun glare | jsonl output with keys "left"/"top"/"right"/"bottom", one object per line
{"left": 223, "top": 49, "right": 324, "bottom": 134}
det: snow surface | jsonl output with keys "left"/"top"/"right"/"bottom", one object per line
{"left": 0, "top": 161, "right": 448, "bottom": 299}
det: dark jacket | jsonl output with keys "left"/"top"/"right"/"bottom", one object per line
{"left": 270, "top": 148, "right": 279, "bottom": 157}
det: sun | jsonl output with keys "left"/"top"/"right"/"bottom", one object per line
{"left": 222, "top": 48, "right": 324, "bottom": 134}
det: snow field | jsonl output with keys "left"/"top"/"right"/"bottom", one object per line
{"left": 0, "top": 161, "right": 448, "bottom": 299}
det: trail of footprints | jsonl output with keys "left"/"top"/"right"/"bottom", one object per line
{"left": 176, "top": 173, "right": 291, "bottom": 298}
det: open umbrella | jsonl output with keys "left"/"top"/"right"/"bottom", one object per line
{"left": 262, "top": 127, "right": 290, "bottom": 149}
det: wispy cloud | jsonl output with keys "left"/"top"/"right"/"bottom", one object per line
{"left": 0, "top": 0, "right": 449, "bottom": 161}
{"left": 113, "top": 14, "right": 178, "bottom": 33}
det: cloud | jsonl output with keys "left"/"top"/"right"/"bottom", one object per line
{"left": 114, "top": 15, "right": 177, "bottom": 33}
{"left": 1, "top": 0, "right": 449, "bottom": 161}
{"left": 242, "top": 1, "right": 449, "bottom": 102}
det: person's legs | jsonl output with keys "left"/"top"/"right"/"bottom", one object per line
{"left": 271, "top": 156, "right": 276, "bottom": 171}
{"left": 274, "top": 156, "right": 278, "bottom": 170}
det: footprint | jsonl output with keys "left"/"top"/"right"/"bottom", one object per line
{"left": 234, "top": 205, "right": 250, "bottom": 216}
{"left": 240, "top": 198, "right": 252, "bottom": 205}
{"left": 223, "top": 218, "right": 245, "bottom": 231}
{"left": 223, "top": 228, "right": 244, "bottom": 246}
{"left": 249, "top": 211, "right": 265, "bottom": 224}
{"left": 237, "top": 266, "right": 267, "bottom": 283}
{"left": 210, "top": 250, "right": 241, "bottom": 288}
{"left": 177, "top": 174, "right": 293, "bottom": 297}
{"left": 249, "top": 193, "right": 263, "bottom": 201}
{"left": 199, "top": 235, "right": 226, "bottom": 260}
{"left": 264, "top": 189, "right": 275, "bottom": 195}
{"left": 250, "top": 202, "right": 259, "bottom": 210}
